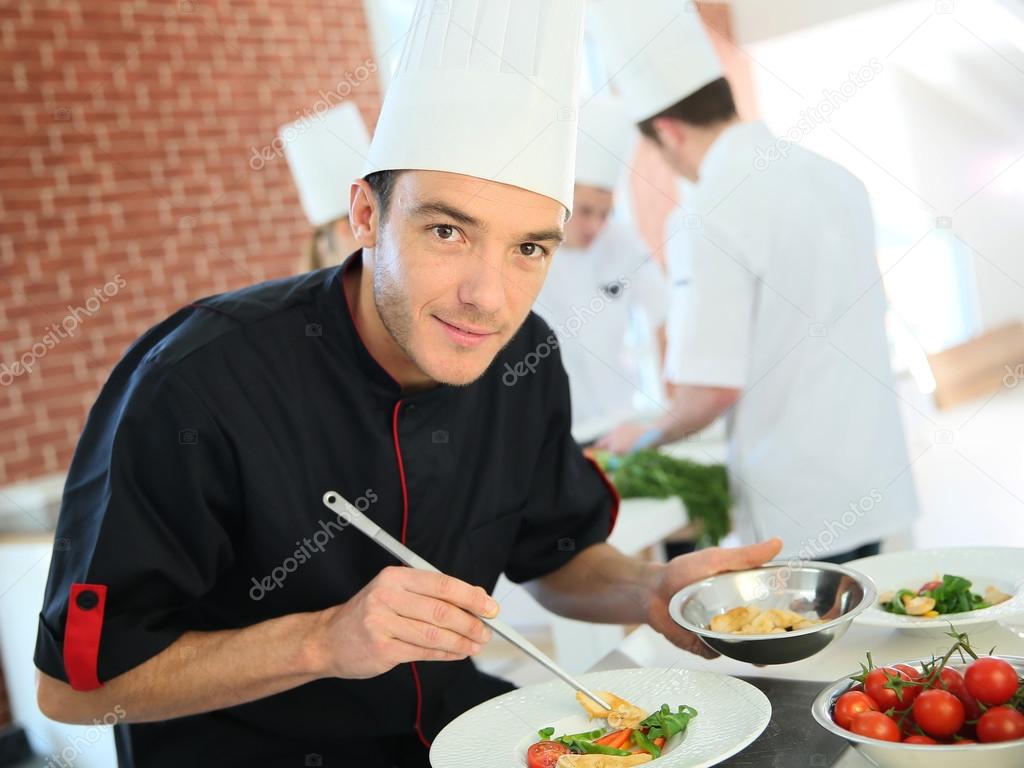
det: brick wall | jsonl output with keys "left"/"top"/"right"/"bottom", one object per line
{"left": 0, "top": 0, "right": 382, "bottom": 484}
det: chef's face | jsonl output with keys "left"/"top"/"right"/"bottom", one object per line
{"left": 359, "top": 170, "right": 566, "bottom": 386}
{"left": 565, "top": 184, "right": 614, "bottom": 249}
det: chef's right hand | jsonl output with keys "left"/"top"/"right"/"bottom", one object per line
{"left": 318, "top": 566, "right": 498, "bottom": 679}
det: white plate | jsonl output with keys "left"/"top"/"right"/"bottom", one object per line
{"left": 848, "top": 547, "right": 1024, "bottom": 631}
{"left": 430, "top": 666, "right": 771, "bottom": 767}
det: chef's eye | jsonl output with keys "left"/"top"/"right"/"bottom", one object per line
{"left": 519, "top": 242, "right": 547, "bottom": 259}
{"left": 431, "top": 224, "right": 462, "bottom": 242}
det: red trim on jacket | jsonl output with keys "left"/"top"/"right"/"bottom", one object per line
{"left": 64, "top": 583, "right": 107, "bottom": 691}
{"left": 584, "top": 455, "right": 621, "bottom": 534}
{"left": 392, "top": 401, "right": 411, "bottom": 544}
{"left": 392, "top": 400, "right": 431, "bottom": 750}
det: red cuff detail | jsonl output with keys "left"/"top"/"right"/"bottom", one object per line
{"left": 584, "top": 455, "right": 620, "bottom": 534}
{"left": 64, "top": 583, "right": 107, "bottom": 691}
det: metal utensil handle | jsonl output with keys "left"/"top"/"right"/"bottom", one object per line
{"left": 323, "top": 491, "right": 440, "bottom": 573}
{"left": 483, "top": 614, "right": 614, "bottom": 711}
{"left": 321, "top": 491, "right": 612, "bottom": 712}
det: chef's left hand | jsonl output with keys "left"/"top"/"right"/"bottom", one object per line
{"left": 646, "top": 538, "right": 784, "bottom": 658}
{"left": 594, "top": 421, "right": 652, "bottom": 455}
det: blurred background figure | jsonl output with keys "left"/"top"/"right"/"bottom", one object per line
{"left": 281, "top": 101, "right": 370, "bottom": 270}
{"left": 532, "top": 98, "right": 669, "bottom": 443}
{"left": 590, "top": 0, "right": 918, "bottom": 563}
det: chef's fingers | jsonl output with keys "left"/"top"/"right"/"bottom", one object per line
{"left": 390, "top": 615, "right": 485, "bottom": 658}
{"left": 394, "top": 568, "right": 499, "bottom": 619}
{"left": 677, "top": 630, "right": 719, "bottom": 659}
{"left": 661, "top": 624, "right": 718, "bottom": 659}
{"left": 690, "top": 538, "right": 783, "bottom": 576}
{"left": 690, "top": 638, "right": 719, "bottom": 660}
{"left": 386, "top": 591, "right": 492, "bottom": 646}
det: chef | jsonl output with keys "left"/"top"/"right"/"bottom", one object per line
{"left": 590, "top": 0, "right": 918, "bottom": 563}
{"left": 34, "top": 2, "right": 781, "bottom": 766}
{"left": 532, "top": 98, "right": 670, "bottom": 442}
{"left": 280, "top": 101, "right": 370, "bottom": 270}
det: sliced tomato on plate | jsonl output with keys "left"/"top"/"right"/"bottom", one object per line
{"left": 527, "top": 740, "right": 570, "bottom": 768}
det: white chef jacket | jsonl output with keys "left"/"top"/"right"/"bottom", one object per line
{"left": 534, "top": 220, "right": 670, "bottom": 437}
{"left": 664, "top": 121, "right": 918, "bottom": 558}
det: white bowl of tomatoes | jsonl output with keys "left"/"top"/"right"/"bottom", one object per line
{"left": 812, "top": 642, "right": 1024, "bottom": 768}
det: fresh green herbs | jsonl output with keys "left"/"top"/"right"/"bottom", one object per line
{"left": 639, "top": 704, "right": 699, "bottom": 741}
{"left": 882, "top": 574, "right": 992, "bottom": 617}
{"left": 595, "top": 449, "right": 731, "bottom": 546}
{"left": 536, "top": 702, "right": 698, "bottom": 757}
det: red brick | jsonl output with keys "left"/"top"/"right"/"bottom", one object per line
{"left": 0, "top": 0, "right": 380, "bottom": 485}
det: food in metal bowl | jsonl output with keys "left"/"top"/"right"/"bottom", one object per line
{"left": 709, "top": 605, "right": 826, "bottom": 634}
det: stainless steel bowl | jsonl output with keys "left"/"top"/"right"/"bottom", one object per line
{"left": 668, "top": 561, "right": 876, "bottom": 664}
{"left": 812, "top": 656, "right": 1024, "bottom": 767}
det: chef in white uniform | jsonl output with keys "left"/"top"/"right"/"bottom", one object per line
{"left": 591, "top": 0, "right": 918, "bottom": 563}
{"left": 533, "top": 98, "right": 669, "bottom": 442}
{"left": 280, "top": 101, "right": 371, "bottom": 270}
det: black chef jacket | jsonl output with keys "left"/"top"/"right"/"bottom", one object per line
{"left": 34, "top": 251, "right": 619, "bottom": 767}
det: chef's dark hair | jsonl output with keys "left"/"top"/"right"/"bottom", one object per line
{"left": 365, "top": 168, "right": 570, "bottom": 221}
{"left": 637, "top": 77, "right": 737, "bottom": 142}
{"left": 364, "top": 169, "right": 403, "bottom": 221}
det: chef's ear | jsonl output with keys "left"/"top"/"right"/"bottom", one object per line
{"left": 348, "top": 178, "right": 379, "bottom": 248}
{"left": 649, "top": 116, "right": 687, "bottom": 154}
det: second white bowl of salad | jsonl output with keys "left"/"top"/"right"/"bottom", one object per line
{"left": 847, "top": 547, "right": 1024, "bottom": 632}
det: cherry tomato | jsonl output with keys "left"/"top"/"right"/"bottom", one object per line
{"left": 865, "top": 667, "right": 918, "bottom": 710}
{"left": 976, "top": 707, "right": 1024, "bottom": 744}
{"left": 928, "top": 666, "right": 982, "bottom": 721}
{"left": 913, "top": 689, "right": 965, "bottom": 739}
{"left": 834, "top": 691, "right": 880, "bottom": 730}
{"left": 850, "top": 711, "right": 901, "bottom": 742}
{"left": 902, "top": 734, "right": 937, "bottom": 744}
{"left": 965, "top": 657, "right": 1020, "bottom": 706}
{"left": 527, "top": 741, "right": 570, "bottom": 768}
{"left": 919, "top": 580, "right": 942, "bottom": 592}
{"left": 894, "top": 664, "right": 921, "bottom": 681}
{"left": 926, "top": 665, "right": 963, "bottom": 693}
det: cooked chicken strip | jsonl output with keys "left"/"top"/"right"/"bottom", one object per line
{"left": 556, "top": 754, "right": 654, "bottom": 767}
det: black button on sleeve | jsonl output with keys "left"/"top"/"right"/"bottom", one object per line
{"left": 75, "top": 590, "right": 99, "bottom": 610}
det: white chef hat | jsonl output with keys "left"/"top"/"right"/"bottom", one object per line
{"left": 363, "top": 0, "right": 586, "bottom": 213}
{"left": 589, "top": 0, "right": 723, "bottom": 123}
{"left": 280, "top": 102, "right": 371, "bottom": 228}
{"left": 574, "top": 97, "right": 635, "bottom": 192}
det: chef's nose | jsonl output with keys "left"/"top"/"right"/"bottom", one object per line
{"left": 457, "top": 248, "right": 507, "bottom": 317}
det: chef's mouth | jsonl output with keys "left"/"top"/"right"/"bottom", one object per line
{"left": 433, "top": 316, "right": 499, "bottom": 337}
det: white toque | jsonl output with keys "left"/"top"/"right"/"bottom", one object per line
{"left": 589, "top": 0, "right": 723, "bottom": 123}
{"left": 281, "top": 102, "right": 371, "bottom": 227}
{"left": 363, "top": 0, "right": 586, "bottom": 213}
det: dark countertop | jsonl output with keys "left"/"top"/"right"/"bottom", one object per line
{"left": 719, "top": 677, "right": 850, "bottom": 767}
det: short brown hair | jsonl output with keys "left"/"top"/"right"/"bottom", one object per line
{"left": 637, "top": 77, "right": 737, "bottom": 142}
{"left": 364, "top": 169, "right": 404, "bottom": 222}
